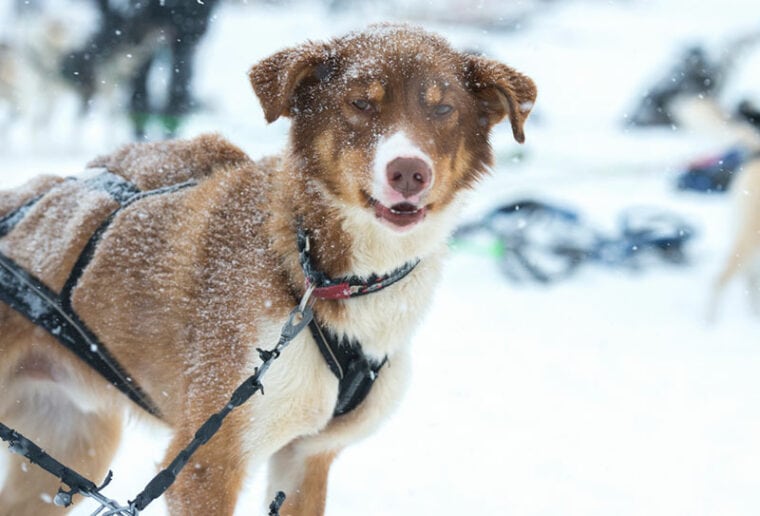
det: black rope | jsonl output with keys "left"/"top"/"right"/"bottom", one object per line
{"left": 269, "top": 491, "right": 287, "bottom": 515}
{"left": 0, "top": 422, "right": 98, "bottom": 499}
{"left": 0, "top": 422, "right": 128, "bottom": 512}
{"left": 0, "top": 303, "right": 313, "bottom": 514}
{"left": 130, "top": 304, "right": 313, "bottom": 511}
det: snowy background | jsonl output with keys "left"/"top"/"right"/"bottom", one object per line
{"left": 2, "top": 0, "right": 760, "bottom": 514}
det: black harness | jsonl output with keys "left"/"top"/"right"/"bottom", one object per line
{"left": 0, "top": 172, "right": 196, "bottom": 417}
{"left": 0, "top": 172, "right": 420, "bottom": 419}
{"left": 297, "top": 227, "right": 419, "bottom": 416}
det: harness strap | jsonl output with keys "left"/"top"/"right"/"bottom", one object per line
{"left": 0, "top": 178, "right": 79, "bottom": 238}
{"left": 296, "top": 225, "right": 408, "bottom": 416}
{"left": 307, "top": 319, "right": 387, "bottom": 417}
{"left": 0, "top": 171, "right": 195, "bottom": 418}
{"left": 0, "top": 250, "right": 162, "bottom": 417}
{"left": 0, "top": 195, "right": 45, "bottom": 239}
{"left": 61, "top": 176, "right": 196, "bottom": 313}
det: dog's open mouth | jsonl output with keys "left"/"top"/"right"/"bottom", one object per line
{"left": 371, "top": 199, "right": 427, "bottom": 229}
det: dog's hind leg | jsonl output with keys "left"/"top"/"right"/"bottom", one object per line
{"left": 267, "top": 443, "right": 339, "bottom": 516}
{"left": 0, "top": 380, "right": 123, "bottom": 516}
{"left": 709, "top": 254, "right": 741, "bottom": 322}
{"left": 708, "top": 236, "right": 757, "bottom": 321}
{"left": 746, "top": 260, "right": 760, "bottom": 317}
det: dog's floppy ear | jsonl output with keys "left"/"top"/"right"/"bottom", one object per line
{"left": 465, "top": 55, "right": 537, "bottom": 143}
{"left": 249, "top": 42, "right": 332, "bottom": 123}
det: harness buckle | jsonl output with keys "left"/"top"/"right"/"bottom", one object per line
{"left": 280, "top": 303, "right": 314, "bottom": 343}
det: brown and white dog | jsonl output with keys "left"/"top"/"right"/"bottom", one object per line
{"left": 0, "top": 25, "right": 535, "bottom": 515}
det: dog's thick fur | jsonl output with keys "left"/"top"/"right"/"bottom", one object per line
{"left": 0, "top": 25, "right": 536, "bottom": 515}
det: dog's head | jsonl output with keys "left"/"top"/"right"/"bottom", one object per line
{"left": 250, "top": 24, "right": 536, "bottom": 233}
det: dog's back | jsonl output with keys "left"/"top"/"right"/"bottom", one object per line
{"left": 1, "top": 134, "right": 249, "bottom": 287}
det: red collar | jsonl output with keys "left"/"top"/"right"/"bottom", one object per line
{"left": 297, "top": 226, "right": 420, "bottom": 300}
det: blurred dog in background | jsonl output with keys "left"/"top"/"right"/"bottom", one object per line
{"left": 0, "top": 0, "right": 218, "bottom": 143}
{"left": 672, "top": 95, "right": 760, "bottom": 319}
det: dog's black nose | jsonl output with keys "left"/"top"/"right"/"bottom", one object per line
{"left": 386, "top": 158, "right": 431, "bottom": 198}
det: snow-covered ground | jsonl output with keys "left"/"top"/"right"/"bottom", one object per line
{"left": 2, "top": 0, "right": 760, "bottom": 514}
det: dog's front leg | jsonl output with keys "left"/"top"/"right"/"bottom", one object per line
{"left": 160, "top": 369, "right": 336, "bottom": 514}
{"left": 162, "top": 408, "right": 251, "bottom": 516}
{"left": 268, "top": 443, "right": 340, "bottom": 516}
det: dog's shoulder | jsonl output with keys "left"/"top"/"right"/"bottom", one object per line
{"left": 87, "top": 133, "right": 252, "bottom": 191}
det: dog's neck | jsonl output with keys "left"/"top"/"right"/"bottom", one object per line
{"left": 296, "top": 224, "right": 420, "bottom": 300}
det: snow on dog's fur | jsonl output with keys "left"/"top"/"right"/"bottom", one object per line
{"left": 0, "top": 24, "right": 535, "bottom": 515}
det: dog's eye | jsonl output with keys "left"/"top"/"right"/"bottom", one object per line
{"left": 351, "top": 99, "right": 373, "bottom": 112}
{"left": 432, "top": 104, "right": 453, "bottom": 117}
